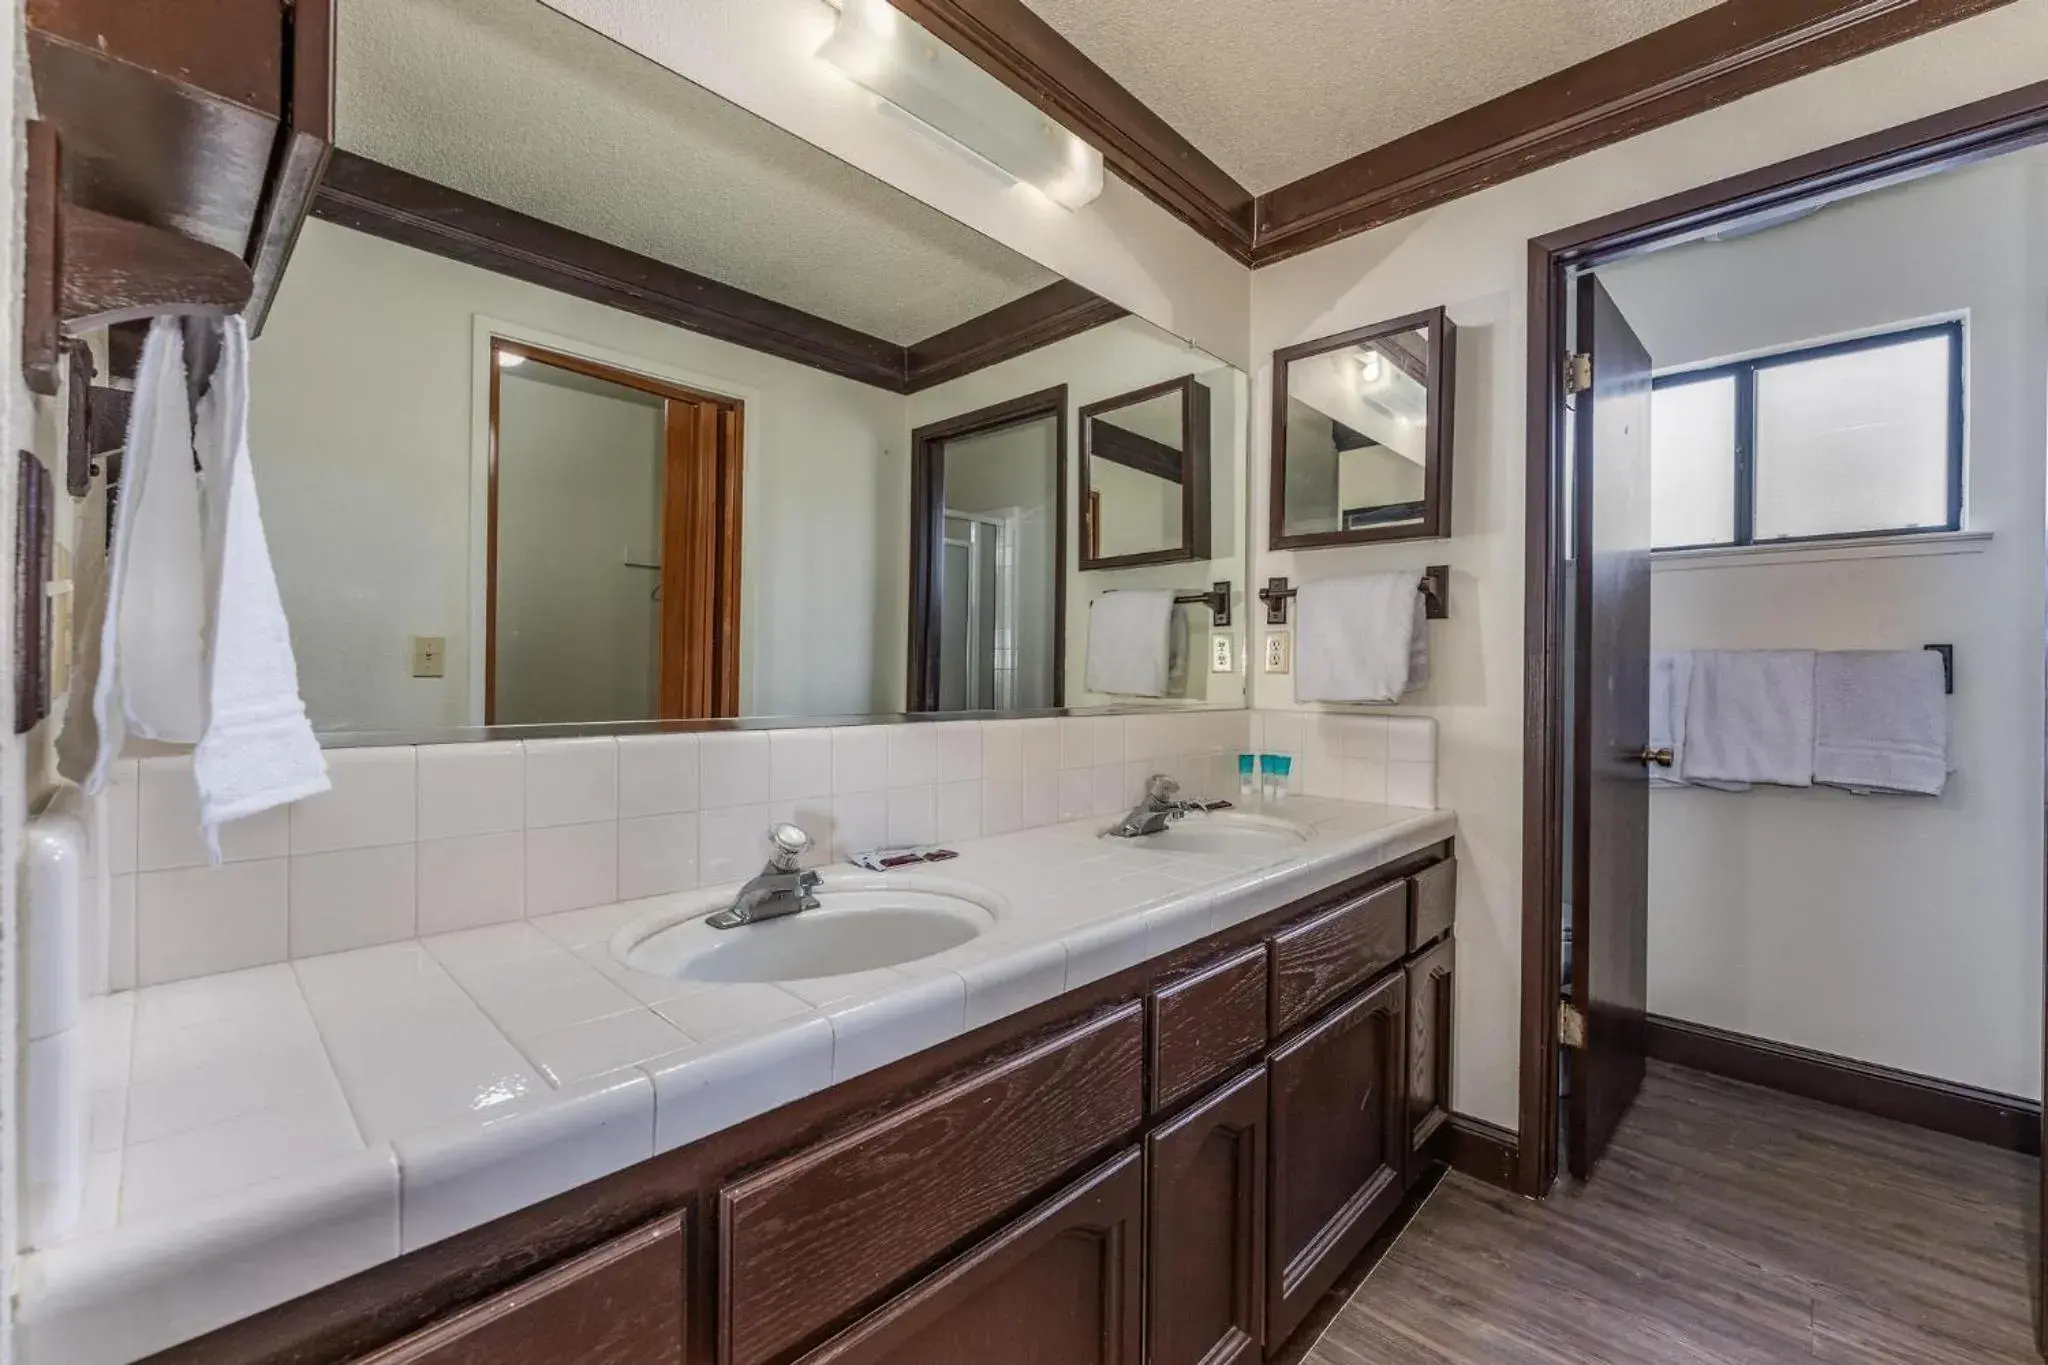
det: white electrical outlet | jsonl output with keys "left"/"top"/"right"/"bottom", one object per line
{"left": 1210, "top": 633, "right": 1235, "bottom": 674}
{"left": 1263, "top": 631, "right": 1293, "bottom": 674}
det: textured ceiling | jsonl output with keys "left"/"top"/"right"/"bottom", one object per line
{"left": 337, "top": 0, "right": 1057, "bottom": 344}
{"left": 1020, "top": 0, "right": 1723, "bottom": 193}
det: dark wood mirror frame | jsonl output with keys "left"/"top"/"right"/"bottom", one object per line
{"left": 907, "top": 386, "right": 1069, "bottom": 713}
{"left": 1269, "top": 306, "right": 1456, "bottom": 551}
{"left": 1078, "top": 375, "right": 1212, "bottom": 571}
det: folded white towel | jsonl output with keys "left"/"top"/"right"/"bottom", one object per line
{"left": 1813, "top": 650, "right": 1948, "bottom": 796}
{"left": 1648, "top": 652, "right": 1692, "bottom": 790}
{"left": 190, "top": 317, "right": 329, "bottom": 857}
{"left": 1084, "top": 589, "right": 1175, "bottom": 697}
{"left": 1682, "top": 650, "right": 1816, "bottom": 788}
{"left": 1295, "top": 571, "right": 1428, "bottom": 704}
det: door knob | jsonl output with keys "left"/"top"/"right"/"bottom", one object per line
{"left": 1636, "top": 747, "right": 1674, "bottom": 768}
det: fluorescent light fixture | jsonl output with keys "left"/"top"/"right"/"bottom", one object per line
{"left": 497, "top": 352, "right": 525, "bottom": 369}
{"left": 817, "top": 0, "right": 1105, "bottom": 210}
{"left": 1358, "top": 351, "right": 1384, "bottom": 385}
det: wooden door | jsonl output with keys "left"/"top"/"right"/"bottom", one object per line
{"left": 659, "top": 395, "right": 742, "bottom": 719}
{"left": 1265, "top": 972, "right": 1407, "bottom": 1348}
{"left": 1567, "top": 273, "right": 1655, "bottom": 1181}
{"left": 1405, "top": 935, "right": 1455, "bottom": 1181}
{"left": 1147, "top": 1066, "right": 1266, "bottom": 1365}
{"left": 791, "top": 1151, "right": 1143, "bottom": 1365}
{"left": 352, "top": 1214, "right": 683, "bottom": 1365}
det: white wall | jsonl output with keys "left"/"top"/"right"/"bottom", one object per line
{"left": 1597, "top": 149, "right": 2048, "bottom": 1099}
{"left": 536, "top": 0, "right": 1252, "bottom": 370}
{"left": 906, "top": 316, "right": 1250, "bottom": 709}
{"left": 1248, "top": 0, "right": 2048, "bottom": 1127}
{"left": 252, "top": 219, "right": 908, "bottom": 731}
{"left": 493, "top": 372, "right": 664, "bottom": 725}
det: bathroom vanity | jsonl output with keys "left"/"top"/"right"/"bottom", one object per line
{"left": 98, "top": 811, "right": 1455, "bottom": 1365}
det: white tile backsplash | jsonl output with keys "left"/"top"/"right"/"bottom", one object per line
{"left": 102, "top": 714, "right": 1358, "bottom": 991}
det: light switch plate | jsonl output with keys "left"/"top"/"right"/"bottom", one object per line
{"left": 411, "top": 635, "right": 447, "bottom": 679}
{"left": 1209, "top": 633, "right": 1234, "bottom": 674}
{"left": 1263, "top": 631, "right": 1293, "bottom": 675}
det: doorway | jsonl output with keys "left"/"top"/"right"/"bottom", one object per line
{"left": 1520, "top": 86, "right": 2048, "bottom": 1222}
{"left": 487, "top": 338, "right": 742, "bottom": 724}
{"left": 907, "top": 386, "right": 1067, "bottom": 713}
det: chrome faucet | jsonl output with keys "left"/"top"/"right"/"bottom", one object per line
{"left": 1107, "top": 774, "right": 1194, "bottom": 839}
{"left": 706, "top": 824, "right": 821, "bottom": 929}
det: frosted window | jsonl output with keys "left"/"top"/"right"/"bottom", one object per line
{"left": 1754, "top": 335, "right": 1955, "bottom": 540}
{"left": 1650, "top": 376, "right": 1737, "bottom": 549}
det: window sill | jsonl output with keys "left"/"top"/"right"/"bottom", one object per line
{"left": 1650, "top": 530, "right": 1991, "bottom": 571}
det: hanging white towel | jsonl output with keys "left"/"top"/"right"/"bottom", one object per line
{"left": 191, "top": 317, "right": 329, "bottom": 857}
{"left": 66, "top": 322, "right": 207, "bottom": 793}
{"left": 1294, "top": 571, "right": 1428, "bottom": 704}
{"left": 1812, "top": 650, "right": 1948, "bottom": 796}
{"left": 1681, "top": 650, "right": 1816, "bottom": 788}
{"left": 1085, "top": 590, "right": 1175, "bottom": 697}
{"left": 1647, "top": 652, "right": 1692, "bottom": 790}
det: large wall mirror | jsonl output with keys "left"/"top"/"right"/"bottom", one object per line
{"left": 237, "top": 0, "right": 1247, "bottom": 739}
{"left": 1270, "top": 308, "right": 1456, "bottom": 549}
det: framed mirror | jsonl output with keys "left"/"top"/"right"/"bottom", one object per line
{"left": 1270, "top": 307, "right": 1455, "bottom": 549}
{"left": 1078, "top": 376, "right": 1211, "bottom": 570}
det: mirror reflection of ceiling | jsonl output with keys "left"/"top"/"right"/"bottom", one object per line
{"left": 1018, "top": 0, "right": 1719, "bottom": 192}
{"left": 337, "top": 0, "right": 1060, "bottom": 344}
{"left": 1289, "top": 347, "right": 1427, "bottom": 464}
{"left": 1096, "top": 393, "right": 1184, "bottom": 447}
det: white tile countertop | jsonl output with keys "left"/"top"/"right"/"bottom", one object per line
{"left": 17, "top": 797, "right": 1455, "bottom": 1365}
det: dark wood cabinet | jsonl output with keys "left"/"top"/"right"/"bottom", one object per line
{"left": 792, "top": 1151, "right": 1145, "bottom": 1365}
{"left": 1265, "top": 971, "right": 1409, "bottom": 1346}
{"left": 1149, "top": 943, "right": 1268, "bottom": 1111}
{"left": 1146, "top": 1066, "right": 1267, "bottom": 1365}
{"left": 353, "top": 1214, "right": 685, "bottom": 1365}
{"left": 1406, "top": 935, "right": 1456, "bottom": 1181}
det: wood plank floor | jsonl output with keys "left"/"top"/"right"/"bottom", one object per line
{"left": 1300, "top": 1063, "right": 2039, "bottom": 1363}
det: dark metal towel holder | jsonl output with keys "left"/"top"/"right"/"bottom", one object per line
{"left": 1172, "top": 582, "right": 1232, "bottom": 628}
{"left": 1257, "top": 566, "right": 1449, "bottom": 627}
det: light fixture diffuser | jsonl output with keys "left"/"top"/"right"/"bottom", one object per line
{"left": 818, "top": 0, "right": 1105, "bottom": 210}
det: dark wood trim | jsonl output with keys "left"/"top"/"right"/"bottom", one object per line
{"left": 1077, "top": 374, "right": 1212, "bottom": 572}
{"left": 1269, "top": 307, "right": 1455, "bottom": 552}
{"left": 243, "top": 0, "right": 333, "bottom": 330}
{"left": 906, "top": 385, "right": 1069, "bottom": 712}
{"left": 886, "top": 0, "right": 1255, "bottom": 262}
{"left": 1434, "top": 1114, "right": 1520, "bottom": 1194}
{"left": 1647, "top": 1016, "right": 2041, "bottom": 1155}
{"left": 1251, "top": 0, "right": 2019, "bottom": 266}
{"left": 21, "top": 120, "right": 60, "bottom": 396}
{"left": 904, "top": 281, "right": 1126, "bottom": 393}
{"left": 1519, "top": 76, "right": 2048, "bottom": 1207}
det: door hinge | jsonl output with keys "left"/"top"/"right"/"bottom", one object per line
{"left": 1565, "top": 352, "right": 1593, "bottom": 396}
{"left": 1559, "top": 1001, "right": 1587, "bottom": 1050}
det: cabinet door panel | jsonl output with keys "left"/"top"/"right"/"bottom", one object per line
{"left": 354, "top": 1214, "right": 684, "bottom": 1365}
{"left": 1266, "top": 972, "right": 1407, "bottom": 1348}
{"left": 794, "top": 1151, "right": 1144, "bottom": 1365}
{"left": 1147, "top": 1066, "right": 1266, "bottom": 1365}
{"left": 1406, "top": 935, "right": 1455, "bottom": 1180}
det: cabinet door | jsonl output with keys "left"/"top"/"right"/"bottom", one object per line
{"left": 1147, "top": 1066, "right": 1266, "bottom": 1365}
{"left": 1265, "top": 972, "right": 1407, "bottom": 1348}
{"left": 1406, "top": 935, "right": 1455, "bottom": 1181}
{"left": 793, "top": 1151, "right": 1143, "bottom": 1365}
{"left": 354, "top": 1214, "right": 684, "bottom": 1365}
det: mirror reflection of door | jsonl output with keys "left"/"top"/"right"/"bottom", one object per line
{"left": 909, "top": 388, "right": 1066, "bottom": 713}
{"left": 488, "top": 340, "right": 743, "bottom": 724}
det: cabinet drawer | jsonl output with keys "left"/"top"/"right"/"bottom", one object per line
{"left": 719, "top": 1005, "right": 1145, "bottom": 1365}
{"left": 1268, "top": 881, "right": 1408, "bottom": 1037}
{"left": 1410, "top": 860, "right": 1455, "bottom": 947}
{"left": 354, "top": 1214, "right": 684, "bottom": 1365}
{"left": 1150, "top": 944, "right": 1268, "bottom": 1111}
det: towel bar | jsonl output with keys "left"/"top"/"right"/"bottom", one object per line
{"left": 1257, "top": 566, "right": 1448, "bottom": 627}
{"left": 1924, "top": 643, "right": 1953, "bottom": 694}
{"left": 1172, "top": 582, "right": 1232, "bottom": 628}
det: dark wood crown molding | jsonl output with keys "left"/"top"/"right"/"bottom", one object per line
{"left": 1249, "top": 0, "right": 2016, "bottom": 265}
{"left": 904, "top": 280, "right": 1126, "bottom": 393}
{"left": 312, "top": 151, "right": 1122, "bottom": 395}
{"left": 887, "top": 0, "right": 1256, "bottom": 261}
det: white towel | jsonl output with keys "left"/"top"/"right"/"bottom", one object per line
{"left": 1813, "top": 650, "right": 1948, "bottom": 796}
{"left": 1085, "top": 589, "right": 1175, "bottom": 697}
{"left": 1681, "top": 650, "right": 1816, "bottom": 788}
{"left": 1648, "top": 652, "right": 1692, "bottom": 790}
{"left": 190, "top": 317, "right": 329, "bottom": 857}
{"left": 1295, "top": 571, "right": 1428, "bottom": 704}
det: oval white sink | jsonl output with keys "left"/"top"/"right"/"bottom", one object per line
{"left": 1128, "top": 812, "right": 1312, "bottom": 857}
{"left": 616, "top": 879, "right": 1000, "bottom": 983}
